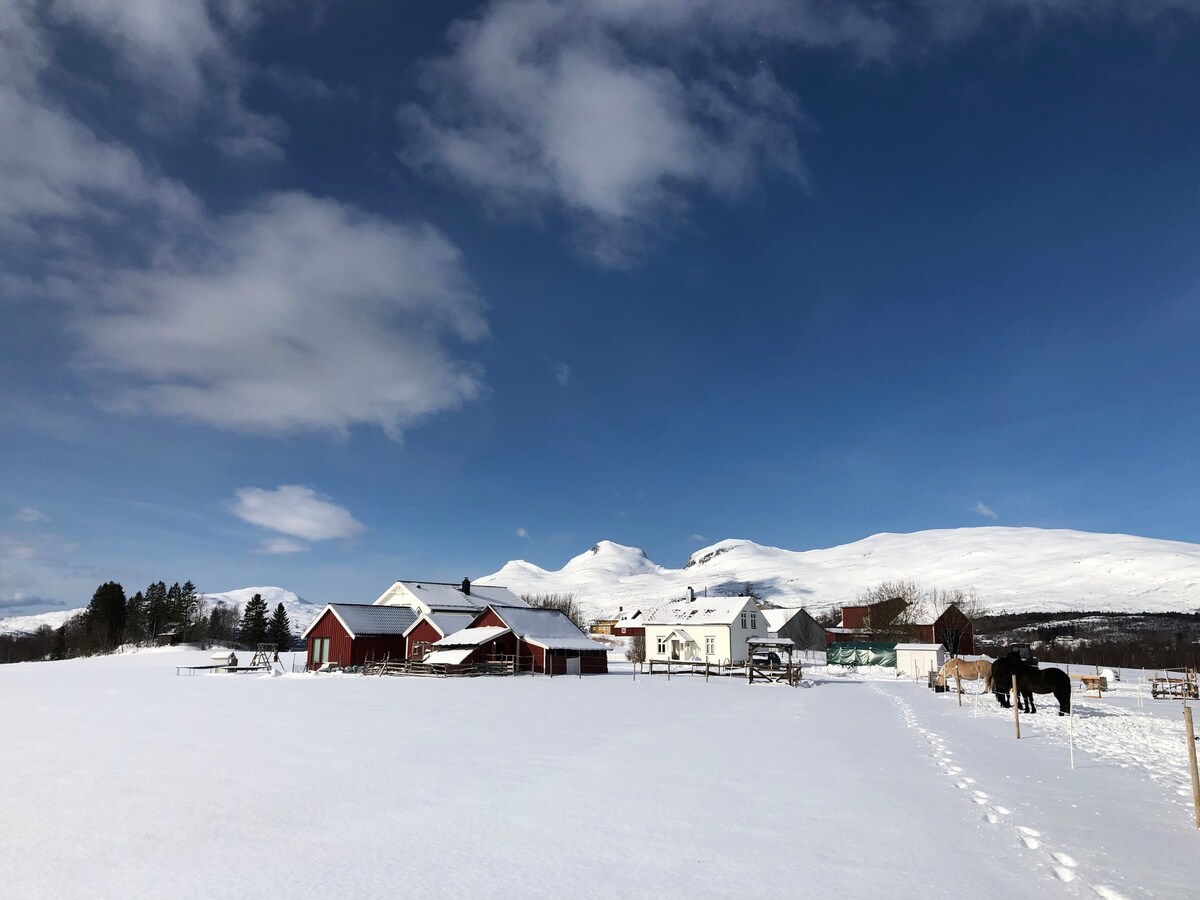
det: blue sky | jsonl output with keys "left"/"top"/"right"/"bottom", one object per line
{"left": 2, "top": 0, "right": 1199, "bottom": 614}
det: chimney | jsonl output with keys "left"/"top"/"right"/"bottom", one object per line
{"left": 686, "top": 586, "right": 695, "bottom": 602}
{"left": 461, "top": 577, "right": 471, "bottom": 596}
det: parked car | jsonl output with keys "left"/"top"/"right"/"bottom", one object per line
{"left": 751, "top": 650, "right": 781, "bottom": 668}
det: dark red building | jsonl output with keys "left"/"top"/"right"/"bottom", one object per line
{"left": 402, "top": 611, "right": 479, "bottom": 660}
{"left": 425, "top": 605, "right": 609, "bottom": 675}
{"left": 826, "top": 599, "right": 974, "bottom": 655}
{"left": 302, "top": 604, "right": 418, "bottom": 669}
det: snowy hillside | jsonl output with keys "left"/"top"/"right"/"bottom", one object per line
{"left": 0, "top": 609, "right": 80, "bottom": 636}
{"left": 0, "top": 586, "right": 321, "bottom": 637}
{"left": 201, "top": 586, "right": 321, "bottom": 633}
{"left": 477, "top": 527, "right": 1200, "bottom": 618}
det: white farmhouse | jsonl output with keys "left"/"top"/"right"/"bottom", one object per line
{"left": 372, "top": 578, "right": 527, "bottom": 616}
{"left": 643, "top": 590, "right": 768, "bottom": 665}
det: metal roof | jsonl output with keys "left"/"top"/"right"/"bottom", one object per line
{"left": 312, "top": 603, "right": 418, "bottom": 638}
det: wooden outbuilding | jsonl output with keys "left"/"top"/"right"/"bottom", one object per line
{"left": 429, "top": 605, "right": 609, "bottom": 675}
{"left": 402, "top": 611, "right": 479, "bottom": 660}
{"left": 302, "top": 603, "right": 418, "bottom": 670}
{"left": 826, "top": 598, "right": 975, "bottom": 655}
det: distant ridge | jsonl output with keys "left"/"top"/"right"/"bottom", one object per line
{"left": 0, "top": 586, "right": 323, "bottom": 638}
{"left": 477, "top": 527, "right": 1200, "bottom": 618}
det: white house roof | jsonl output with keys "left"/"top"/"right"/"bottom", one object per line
{"left": 434, "top": 625, "right": 511, "bottom": 647}
{"left": 645, "top": 596, "right": 755, "bottom": 626}
{"left": 373, "top": 581, "right": 528, "bottom": 613}
{"left": 761, "top": 608, "right": 800, "bottom": 633}
{"left": 301, "top": 604, "right": 417, "bottom": 639}
{"left": 490, "top": 607, "right": 609, "bottom": 652}
{"left": 895, "top": 643, "right": 945, "bottom": 651}
{"left": 402, "top": 611, "right": 478, "bottom": 640}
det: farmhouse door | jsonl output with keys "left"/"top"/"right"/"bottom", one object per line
{"left": 566, "top": 655, "right": 581, "bottom": 676}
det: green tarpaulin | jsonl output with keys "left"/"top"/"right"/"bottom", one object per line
{"left": 826, "top": 641, "right": 897, "bottom": 667}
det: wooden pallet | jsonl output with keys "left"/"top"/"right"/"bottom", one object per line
{"left": 1151, "top": 668, "right": 1198, "bottom": 700}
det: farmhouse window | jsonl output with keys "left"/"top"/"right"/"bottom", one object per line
{"left": 750, "top": 613, "right": 757, "bottom": 629}
{"left": 312, "top": 638, "right": 329, "bottom": 664}
{"left": 705, "top": 636, "right": 715, "bottom": 655}
{"left": 740, "top": 613, "right": 747, "bottom": 629}
{"left": 656, "top": 637, "right": 667, "bottom": 654}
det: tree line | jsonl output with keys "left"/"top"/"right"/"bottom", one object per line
{"left": 0, "top": 581, "right": 294, "bottom": 665}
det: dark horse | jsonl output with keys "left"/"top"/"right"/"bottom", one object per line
{"left": 989, "top": 657, "right": 1072, "bottom": 716}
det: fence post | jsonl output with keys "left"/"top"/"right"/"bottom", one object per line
{"left": 1013, "top": 674, "right": 1021, "bottom": 740}
{"left": 1184, "top": 706, "right": 1200, "bottom": 829}
{"left": 1069, "top": 697, "right": 1075, "bottom": 769}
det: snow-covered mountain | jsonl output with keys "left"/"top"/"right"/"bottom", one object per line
{"left": 201, "top": 586, "right": 322, "bottom": 633}
{"left": 477, "top": 527, "right": 1200, "bottom": 618}
{"left": 0, "top": 586, "right": 322, "bottom": 637}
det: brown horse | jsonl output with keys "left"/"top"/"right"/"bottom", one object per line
{"left": 936, "top": 658, "right": 992, "bottom": 691}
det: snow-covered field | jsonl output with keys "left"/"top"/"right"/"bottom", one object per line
{"left": 3, "top": 650, "right": 1200, "bottom": 898}
{"left": 479, "top": 527, "right": 1200, "bottom": 618}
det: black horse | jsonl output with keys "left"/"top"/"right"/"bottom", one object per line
{"left": 990, "top": 656, "right": 1072, "bottom": 716}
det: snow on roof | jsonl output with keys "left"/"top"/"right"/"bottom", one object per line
{"left": 301, "top": 604, "right": 417, "bottom": 639}
{"left": 376, "top": 581, "right": 528, "bottom": 612}
{"left": 645, "top": 596, "right": 754, "bottom": 626}
{"left": 491, "top": 606, "right": 609, "bottom": 652}
{"left": 895, "top": 643, "right": 944, "bottom": 651}
{"left": 748, "top": 637, "right": 795, "bottom": 648}
{"left": 422, "top": 647, "right": 477, "bottom": 666}
{"left": 434, "top": 625, "right": 511, "bottom": 647}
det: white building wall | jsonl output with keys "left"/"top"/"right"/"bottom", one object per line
{"left": 643, "top": 600, "right": 769, "bottom": 664}
{"left": 896, "top": 645, "right": 946, "bottom": 679}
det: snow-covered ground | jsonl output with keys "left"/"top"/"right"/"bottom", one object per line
{"left": 2, "top": 649, "right": 1199, "bottom": 898}
{"left": 478, "top": 527, "right": 1200, "bottom": 618}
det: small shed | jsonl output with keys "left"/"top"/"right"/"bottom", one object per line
{"left": 895, "top": 643, "right": 947, "bottom": 680}
{"left": 301, "top": 603, "right": 418, "bottom": 669}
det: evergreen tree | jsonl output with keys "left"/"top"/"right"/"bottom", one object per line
{"left": 123, "top": 591, "right": 147, "bottom": 644}
{"left": 267, "top": 602, "right": 292, "bottom": 650}
{"left": 166, "top": 582, "right": 182, "bottom": 622}
{"left": 145, "top": 581, "right": 169, "bottom": 638}
{"left": 179, "top": 581, "right": 199, "bottom": 626}
{"left": 238, "top": 593, "right": 269, "bottom": 647}
{"left": 86, "top": 581, "right": 127, "bottom": 649}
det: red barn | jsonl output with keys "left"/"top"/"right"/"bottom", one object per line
{"left": 828, "top": 599, "right": 975, "bottom": 655}
{"left": 402, "top": 611, "right": 479, "bottom": 660}
{"left": 302, "top": 604, "right": 418, "bottom": 670}
{"left": 612, "top": 607, "right": 645, "bottom": 638}
{"left": 426, "top": 605, "right": 609, "bottom": 675}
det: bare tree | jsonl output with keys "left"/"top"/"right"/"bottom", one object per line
{"left": 625, "top": 634, "right": 646, "bottom": 663}
{"left": 521, "top": 593, "right": 587, "bottom": 631}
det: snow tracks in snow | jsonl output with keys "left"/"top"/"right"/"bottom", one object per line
{"left": 881, "top": 686, "right": 1127, "bottom": 898}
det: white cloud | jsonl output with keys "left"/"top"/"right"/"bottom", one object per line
{"left": 401, "top": 0, "right": 820, "bottom": 265}
{"left": 974, "top": 501, "right": 998, "bottom": 520}
{"left": 555, "top": 362, "right": 571, "bottom": 387}
{"left": 0, "top": 1, "right": 201, "bottom": 241}
{"left": 690, "top": 533, "right": 707, "bottom": 542}
{"left": 402, "top": 0, "right": 1198, "bottom": 265}
{"left": 12, "top": 507, "right": 49, "bottom": 523}
{"left": 72, "top": 192, "right": 488, "bottom": 436}
{"left": 259, "top": 536, "right": 307, "bottom": 555}
{"left": 516, "top": 527, "right": 529, "bottom": 538}
{"left": 46, "top": 0, "right": 285, "bottom": 157}
{"left": 233, "top": 485, "right": 365, "bottom": 543}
